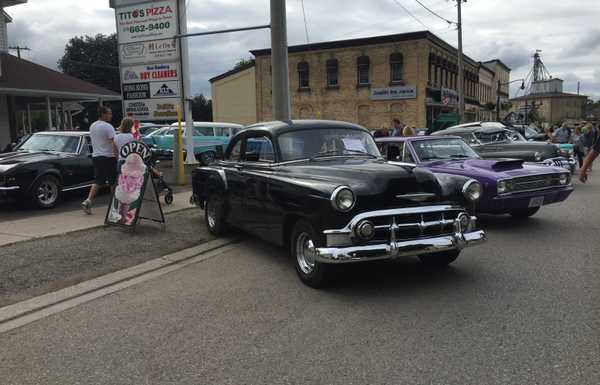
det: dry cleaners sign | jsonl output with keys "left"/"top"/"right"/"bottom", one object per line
{"left": 371, "top": 86, "right": 417, "bottom": 101}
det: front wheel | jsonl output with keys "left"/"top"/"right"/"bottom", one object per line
{"left": 205, "top": 194, "right": 227, "bottom": 236}
{"left": 418, "top": 250, "right": 460, "bottom": 269}
{"left": 510, "top": 207, "right": 540, "bottom": 218}
{"left": 29, "top": 175, "right": 61, "bottom": 209}
{"left": 290, "top": 220, "right": 332, "bottom": 288}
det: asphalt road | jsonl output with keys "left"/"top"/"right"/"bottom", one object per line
{"left": 1, "top": 177, "right": 599, "bottom": 384}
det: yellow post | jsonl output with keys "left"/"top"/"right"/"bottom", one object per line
{"left": 177, "top": 105, "right": 185, "bottom": 185}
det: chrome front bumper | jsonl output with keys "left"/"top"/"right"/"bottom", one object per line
{"left": 315, "top": 205, "right": 487, "bottom": 264}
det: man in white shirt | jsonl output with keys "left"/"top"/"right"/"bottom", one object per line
{"left": 81, "top": 106, "right": 117, "bottom": 214}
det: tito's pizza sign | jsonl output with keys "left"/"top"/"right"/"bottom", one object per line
{"left": 115, "top": 0, "right": 178, "bottom": 44}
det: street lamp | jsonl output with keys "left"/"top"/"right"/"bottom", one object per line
{"left": 496, "top": 79, "right": 525, "bottom": 121}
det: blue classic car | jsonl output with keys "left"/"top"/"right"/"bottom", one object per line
{"left": 376, "top": 136, "right": 574, "bottom": 218}
{"left": 146, "top": 122, "right": 243, "bottom": 165}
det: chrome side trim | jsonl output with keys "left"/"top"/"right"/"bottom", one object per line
{"left": 62, "top": 183, "right": 93, "bottom": 192}
{"left": 388, "top": 161, "right": 417, "bottom": 168}
{"left": 0, "top": 186, "right": 20, "bottom": 191}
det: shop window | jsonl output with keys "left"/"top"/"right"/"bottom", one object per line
{"left": 357, "top": 56, "right": 370, "bottom": 85}
{"left": 326, "top": 59, "right": 339, "bottom": 87}
{"left": 298, "top": 61, "right": 309, "bottom": 89}
{"left": 390, "top": 53, "right": 404, "bottom": 83}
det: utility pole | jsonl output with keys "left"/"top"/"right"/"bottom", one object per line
{"left": 456, "top": 0, "right": 465, "bottom": 123}
{"left": 270, "top": 0, "right": 291, "bottom": 121}
{"left": 496, "top": 79, "right": 501, "bottom": 121}
{"left": 8, "top": 46, "right": 30, "bottom": 59}
{"left": 178, "top": 0, "right": 198, "bottom": 165}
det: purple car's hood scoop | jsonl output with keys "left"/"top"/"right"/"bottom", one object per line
{"left": 467, "top": 158, "right": 525, "bottom": 171}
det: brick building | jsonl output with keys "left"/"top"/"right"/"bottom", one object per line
{"left": 211, "top": 31, "right": 509, "bottom": 130}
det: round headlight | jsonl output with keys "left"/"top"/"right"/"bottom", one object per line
{"left": 559, "top": 173, "right": 569, "bottom": 185}
{"left": 534, "top": 152, "right": 542, "bottom": 161}
{"left": 463, "top": 179, "right": 482, "bottom": 202}
{"left": 497, "top": 180, "right": 508, "bottom": 194}
{"left": 356, "top": 220, "right": 375, "bottom": 240}
{"left": 331, "top": 186, "right": 355, "bottom": 212}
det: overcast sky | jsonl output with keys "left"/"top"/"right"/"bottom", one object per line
{"left": 6, "top": 0, "right": 600, "bottom": 100}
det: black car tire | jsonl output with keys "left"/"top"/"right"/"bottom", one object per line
{"left": 199, "top": 151, "right": 216, "bottom": 166}
{"left": 205, "top": 194, "right": 227, "bottom": 236}
{"left": 29, "top": 175, "right": 61, "bottom": 209}
{"left": 418, "top": 250, "right": 460, "bottom": 268}
{"left": 510, "top": 207, "right": 540, "bottom": 218}
{"left": 290, "top": 220, "right": 332, "bottom": 288}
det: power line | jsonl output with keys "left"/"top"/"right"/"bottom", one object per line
{"left": 390, "top": 0, "right": 431, "bottom": 30}
{"left": 299, "top": 0, "right": 310, "bottom": 44}
{"left": 413, "top": 0, "right": 456, "bottom": 25}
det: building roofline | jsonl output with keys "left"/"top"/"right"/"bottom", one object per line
{"left": 250, "top": 30, "right": 478, "bottom": 66}
{"left": 510, "top": 92, "right": 588, "bottom": 101}
{"left": 478, "top": 62, "right": 495, "bottom": 75}
{"left": 209, "top": 61, "right": 255, "bottom": 83}
{"left": 1, "top": 10, "right": 13, "bottom": 22}
{"left": 482, "top": 59, "right": 512, "bottom": 72}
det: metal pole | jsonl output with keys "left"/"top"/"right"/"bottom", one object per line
{"left": 26, "top": 104, "right": 32, "bottom": 134}
{"left": 270, "top": 0, "right": 291, "bottom": 121}
{"left": 456, "top": 0, "right": 464, "bottom": 123}
{"left": 55, "top": 103, "right": 60, "bottom": 130}
{"left": 175, "top": 24, "right": 270, "bottom": 39}
{"left": 46, "top": 96, "right": 52, "bottom": 130}
{"left": 496, "top": 79, "right": 501, "bottom": 121}
{"left": 177, "top": 0, "right": 198, "bottom": 165}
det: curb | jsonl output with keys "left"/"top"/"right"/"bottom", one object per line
{"left": 0, "top": 237, "right": 237, "bottom": 333}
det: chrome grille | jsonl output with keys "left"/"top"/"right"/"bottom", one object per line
{"left": 371, "top": 209, "right": 462, "bottom": 243}
{"left": 511, "top": 174, "right": 561, "bottom": 192}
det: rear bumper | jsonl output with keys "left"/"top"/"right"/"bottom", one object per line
{"left": 316, "top": 230, "right": 486, "bottom": 263}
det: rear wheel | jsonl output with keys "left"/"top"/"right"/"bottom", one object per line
{"left": 510, "top": 207, "right": 540, "bottom": 218}
{"left": 205, "top": 194, "right": 227, "bottom": 236}
{"left": 29, "top": 175, "right": 61, "bottom": 209}
{"left": 418, "top": 250, "right": 460, "bottom": 269}
{"left": 290, "top": 220, "right": 332, "bottom": 288}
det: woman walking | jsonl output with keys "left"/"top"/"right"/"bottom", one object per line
{"left": 114, "top": 118, "right": 135, "bottom": 173}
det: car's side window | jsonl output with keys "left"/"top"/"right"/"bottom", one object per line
{"left": 244, "top": 136, "right": 275, "bottom": 163}
{"left": 386, "top": 143, "right": 403, "bottom": 161}
{"left": 403, "top": 146, "right": 416, "bottom": 163}
{"left": 227, "top": 139, "right": 242, "bottom": 162}
{"left": 81, "top": 136, "right": 93, "bottom": 155}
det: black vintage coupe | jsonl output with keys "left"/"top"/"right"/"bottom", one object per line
{"left": 0, "top": 131, "right": 94, "bottom": 208}
{"left": 433, "top": 122, "right": 576, "bottom": 172}
{"left": 191, "top": 120, "right": 487, "bottom": 287}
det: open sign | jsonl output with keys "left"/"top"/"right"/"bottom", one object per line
{"left": 120, "top": 141, "right": 153, "bottom": 163}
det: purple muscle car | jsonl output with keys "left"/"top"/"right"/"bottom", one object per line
{"left": 376, "top": 136, "right": 574, "bottom": 218}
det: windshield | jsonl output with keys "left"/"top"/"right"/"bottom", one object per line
{"left": 277, "top": 128, "right": 380, "bottom": 162}
{"left": 525, "top": 127, "right": 539, "bottom": 137}
{"left": 412, "top": 138, "right": 479, "bottom": 161}
{"left": 474, "top": 130, "right": 512, "bottom": 144}
{"left": 17, "top": 134, "right": 80, "bottom": 153}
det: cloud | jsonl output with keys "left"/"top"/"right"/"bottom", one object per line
{"left": 5, "top": 0, "right": 600, "bottom": 100}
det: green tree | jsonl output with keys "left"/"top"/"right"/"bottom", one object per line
{"left": 233, "top": 57, "right": 255, "bottom": 70}
{"left": 191, "top": 94, "right": 213, "bottom": 122}
{"left": 58, "top": 34, "right": 120, "bottom": 92}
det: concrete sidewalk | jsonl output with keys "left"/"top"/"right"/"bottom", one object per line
{"left": 0, "top": 190, "right": 195, "bottom": 247}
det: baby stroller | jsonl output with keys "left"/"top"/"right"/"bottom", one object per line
{"left": 149, "top": 160, "right": 174, "bottom": 205}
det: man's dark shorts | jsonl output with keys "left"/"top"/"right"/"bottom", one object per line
{"left": 92, "top": 156, "right": 117, "bottom": 186}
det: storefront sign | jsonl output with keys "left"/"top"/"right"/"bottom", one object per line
{"left": 120, "top": 39, "right": 179, "bottom": 65}
{"left": 115, "top": 0, "right": 178, "bottom": 44}
{"left": 124, "top": 99, "right": 181, "bottom": 120}
{"left": 121, "top": 62, "right": 180, "bottom": 84}
{"left": 123, "top": 82, "right": 150, "bottom": 100}
{"left": 441, "top": 88, "right": 458, "bottom": 106}
{"left": 150, "top": 81, "right": 180, "bottom": 98}
{"left": 370, "top": 86, "right": 417, "bottom": 101}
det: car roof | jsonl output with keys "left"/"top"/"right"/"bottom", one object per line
{"left": 170, "top": 121, "right": 243, "bottom": 128}
{"left": 435, "top": 125, "right": 509, "bottom": 135}
{"left": 31, "top": 131, "right": 87, "bottom": 136}
{"left": 241, "top": 120, "right": 369, "bottom": 137}
{"left": 376, "top": 135, "right": 463, "bottom": 142}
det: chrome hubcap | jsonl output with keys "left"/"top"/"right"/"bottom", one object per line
{"left": 37, "top": 181, "right": 58, "bottom": 205}
{"left": 207, "top": 200, "right": 217, "bottom": 229}
{"left": 296, "top": 232, "right": 316, "bottom": 275}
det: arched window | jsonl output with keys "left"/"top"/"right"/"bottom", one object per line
{"left": 357, "top": 56, "right": 370, "bottom": 85}
{"left": 298, "top": 61, "right": 309, "bottom": 88}
{"left": 326, "top": 59, "right": 338, "bottom": 87}
{"left": 390, "top": 53, "right": 404, "bottom": 83}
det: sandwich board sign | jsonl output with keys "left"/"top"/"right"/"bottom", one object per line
{"left": 105, "top": 141, "right": 165, "bottom": 230}
{"left": 110, "top": 0, "right": 183, "bottom": 121}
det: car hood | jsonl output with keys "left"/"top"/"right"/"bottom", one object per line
{"left": 279, "top": 157, "right": 442, "bottom": 198}
{"left": 0, "top": 150, "right": 64, "bottom": 168}
{"left": 426, "top": 158, "right": 565, "bottom": 180}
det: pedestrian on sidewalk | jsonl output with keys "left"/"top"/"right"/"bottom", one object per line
{"left": 81, "top": 106, "right": 117, "bottom": 214}
{"left": 579, "top": 133, "right": 600, "bottom": 183}
{"left": 572, "top": 125, "right": 585, "bottom": 169}
{"left": 402, "top": 125, "right": 416, "bottom": 137}
{"left": 391, "top": 119, "right": 404, "bottom": 137}
{"left": 114, "top": 118, "right": 135, "bottom": 173}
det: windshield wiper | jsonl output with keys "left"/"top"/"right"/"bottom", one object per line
{"left": 450, "top": 154, "right": 472, "bottom": 158}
